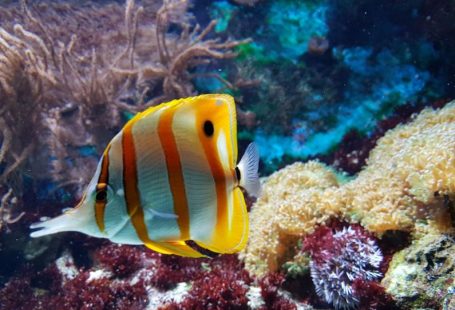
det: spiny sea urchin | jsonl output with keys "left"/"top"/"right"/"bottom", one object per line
{"left": 304, "top": 225, "right": 383, "bottom": 309}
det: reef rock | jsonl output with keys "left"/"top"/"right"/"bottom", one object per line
{"left": 382, "top": 233, "right": 455, "bottom": 309}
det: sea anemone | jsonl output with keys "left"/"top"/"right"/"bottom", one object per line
{"left": 303, "top": 225, "right": 383, "bottom": 309}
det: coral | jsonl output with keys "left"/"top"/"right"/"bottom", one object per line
{"left": 240, "top": 160, "right": 342, "bottom": 276}
{"left": 381, "top": 232, "right": 455, "bottom": 309}
{"left": 0, "top": 0, "right": 244, "bottom": 227}
{"left": 345, "top": 102, "right": 455, "bottom": 232}
{"left": 242, "top": 102, "right": 455, "bottom": 277}
{"left": 330, "top": 98, "right": 452, "bottom": 174}
{"left": 0, "top": 188, "right": 24, "bottom": 232}
{"left": 303, "top": 225, "right": 383, "bottom": 310}
{"left": 266, "top": 0, "right": 329, "bottom": 61}
{"left": 0, "top": 0, "right": 130, "bottom": 198}
{"left": 327, "top": 100, "right": 452, "bottom": 175}
{"left": 327, "top": 130, "right": 374, "bottom": 175}
{"left": 253, "top": 46, "right": 433, "bottom": 164}
{"left": 209, "top": 1, "right": 237, "bottom": 33}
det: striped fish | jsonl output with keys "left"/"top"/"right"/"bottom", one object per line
{"left": 30, "top": 94, "right": 260, "bottom": 257}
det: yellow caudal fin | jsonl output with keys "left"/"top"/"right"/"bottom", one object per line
{"left": 197, "top": 187, "right": 249, "bottom": 254}
{"left": 144, "top": 240, "right": 206, "bottom": 258}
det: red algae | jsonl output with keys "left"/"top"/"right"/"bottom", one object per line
{"left": 0, "top": 246, "right": 256, "bottom": 309}
{"left": 148, "top": 254, "right": 207, "bottom": 291}
{"left": 166, "top": 255, "right": 252, "bottom": 309}
{"left": 52, "top": 272, "right": 148, "bottom": 310}
{"left": 258, "top": 273, "right": 297, "bottom": 310}
{"left": 0, "top": 264, "right": 148, "bottom": 310}
{"left": 95, "top": 244, "right": 144, "bottom": 278}
{"left": 0, "top": 243, "right": 149, "bottom": 310}
{"left": 353, "top": 279, "right": 398, "bottom": 310}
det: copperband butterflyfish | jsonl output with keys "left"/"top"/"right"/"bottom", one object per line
{"left": 30, "top": 94, "right": 260, "bottom": 257}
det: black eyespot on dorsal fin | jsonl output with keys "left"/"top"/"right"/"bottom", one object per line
{"left": 203, "top": 120, "right": 214, "bottom": 137}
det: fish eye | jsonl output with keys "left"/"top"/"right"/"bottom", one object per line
{"left": 96, "top": 184, "right": 108, "bottom": 202}
{"left": 203, "top": 120, "right": 214, "bottom": 137}
{"left": 96, "top": 190, "right": 107, "bottom": 202}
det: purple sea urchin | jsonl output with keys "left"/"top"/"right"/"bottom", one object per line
{"left": 304, "top": 225, "right": 383, "bottom": 309}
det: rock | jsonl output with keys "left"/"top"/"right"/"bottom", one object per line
{"left": 382, "top": 233, "right": 455, "bottom": 309}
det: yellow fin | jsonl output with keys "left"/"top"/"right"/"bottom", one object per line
{"left": 144, "top": 240, "right": 206, "bottom": 258}
{"left": 197, "top": 187, "right": 249, "bottom": 254}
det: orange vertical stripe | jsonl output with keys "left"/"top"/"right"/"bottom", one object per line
{"left": 157, "top": 105, "right": 190, "bottom": 240}
{"left": 195, "top": 112, "right": 229, "bottom": 246}
{"left": 121, "top": 113, "right": 204, "bottom": 257}
{"left": 95, "top": 145, "right": 110, "bottom": 232}
{"left": 122, "top": 120, "right": 152, "bottom": 243}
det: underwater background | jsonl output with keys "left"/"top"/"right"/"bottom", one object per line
{"left": 0, "top": 0, "right": 454, "bottom": 309}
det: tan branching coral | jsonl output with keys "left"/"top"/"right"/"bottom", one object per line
{"left": 0, "top": 188, "right": 24, "bottom": 232}
{"left": 0, "top": 0, "right": 244, "bottom": 228}
{"left": 242, "top": 102, "right": 455, "bottom": 277}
